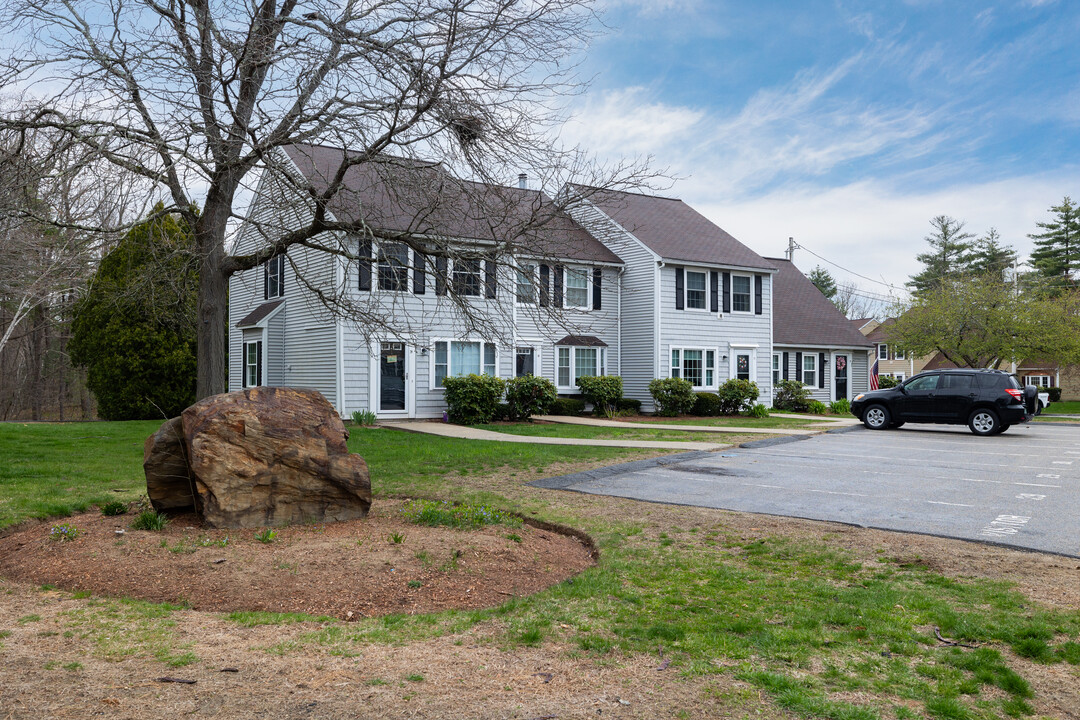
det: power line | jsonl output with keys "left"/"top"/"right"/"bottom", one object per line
{"left": 792, "top": 241, "right": 907, "bottom": 294}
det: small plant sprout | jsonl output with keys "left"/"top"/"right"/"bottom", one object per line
{"left": 389, "top": 532, "right": 405, "bottom": 544}
{"left": 50, "top": 524, "right": 80, "bottom": 541}
{"left": 407, "top": 580, "right": 422, "bottom": 589}
{"left": 130, "top": 510, "right": 169, "bottom": 531}
{"left": 100, "top": 501, "right": 127, "bottom": 516}
{"left": 351, "top": 409, "right": 378, "bottom": 426}
{"left": 506, "top": 533, "right": 523, "bottom": 543}
{"left": 255, "top": 528, "right": 278, "bottom": 544}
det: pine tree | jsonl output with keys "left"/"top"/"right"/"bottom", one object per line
{"left": 968, "top": 228, "right": 1017, "bottom": 283}
{"left": 907, "top": 215, "right": 975, "bottom": 296}
{"left": 807, "top": 265, "right": 837, "bottom": 300}
{"left": 1028, "top": 197, "right": 1080, "bottom": 291}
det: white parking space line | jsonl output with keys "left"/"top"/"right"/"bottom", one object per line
{"left": 1015, "top": 482, "right": 1061, "bottom": 488}
{"left": 956, "top": 478, "right": 1004, "bottom": 484}
{"left": 928, "top": 500, "right": 975, "bottom": 507}
{"left": 808, "top": 490, "right": 868, "bottom": 497}
{"left": 1052, "top": 461, "right": 1073, "bottom": 465}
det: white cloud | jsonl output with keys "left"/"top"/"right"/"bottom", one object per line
{"left": 560, "top": 86, "right": 706, "bottom": 157}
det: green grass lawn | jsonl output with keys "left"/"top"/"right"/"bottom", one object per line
{"left": 3, "top": 421, "right": 1079, "bottom": 720}
{"left": 1040, "top": 400, "right": 1080, "bottom": 415}
{"left": 619, "top": 415, "right": 834, "bottom": 429}
{"left": 475, "top": 422, "right": 743, "bottom": 443}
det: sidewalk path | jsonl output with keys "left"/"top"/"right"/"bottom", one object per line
{"left": 533, "top": 415, "right": 846, "bottom": 435}
{"left": 384, "top": 421, "right": 731, "bottom": 451}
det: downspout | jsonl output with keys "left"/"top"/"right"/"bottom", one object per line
{"left": 655, "top": 260, "right": 665, "bottom": 385}
{"left": 617, "top": 265, "right": 625, "bottom": 376}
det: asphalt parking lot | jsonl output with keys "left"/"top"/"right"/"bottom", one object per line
{"left": 532, "top": 422, "right": 1080, "bottom": 557}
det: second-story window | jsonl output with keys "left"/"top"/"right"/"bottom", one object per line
{"left": 732, "top": 275, "right": 751, "bottom": 312}
{"left": 264, "top": 254, "right": 284, "bottom": 299}
{"left": 378, "top": 242, "right": 409, "bottom": 291}
{"left": 516, "top": 264, "right": 536, "bottom": 304}
{"left": 453, "top": 258, "right": 481, "bottom": 296}
{"left": 686, "top": 271, "right": 707, "bottom": 310}
{"left": 565, "top": 267, "right": 589, "bottom": 308}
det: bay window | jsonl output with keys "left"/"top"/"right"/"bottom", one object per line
{"left": 557, "top": 345, "right": 606, "bottom": 388}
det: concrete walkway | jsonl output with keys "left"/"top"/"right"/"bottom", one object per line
{"left": 533, "top": 414, "right": 853, "bottom": 435}
{"left": 384, "top": 421, "right": 731, "bottom": 450}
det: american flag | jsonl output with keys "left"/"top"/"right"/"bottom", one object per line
{"left": 870, "top": 358, "right": 879, "bottom": 390}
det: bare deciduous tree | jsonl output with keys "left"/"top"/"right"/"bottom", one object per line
{"left": 1, "top": 0, "right": 654, "bottom": 399}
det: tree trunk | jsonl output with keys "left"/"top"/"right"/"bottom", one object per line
{"left": 195, "top": 206, "right": 230, "bottom": 400}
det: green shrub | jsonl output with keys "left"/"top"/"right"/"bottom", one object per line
{"left": 878, "top": 375, "right": 899, "bottom": 389}
{"left": 504, "top": 375, "right": 557, "bottom": 420}
{"left": 615, "top": 398, "right": 642, "bottom": 414}
{"left": 829, "top": 398, "right": 851, "bottom": 415}
{"left": 549, "top": 397, "right": 586, "bottom": 416}
{"left": 1047, "top": 386, "right": 1062, "bottom": 403}
{"left": 130, "top": 510, "right": 169, "bottom": 531}
{"left": 402, "top": 499, "right": 522, "bottom": 529}
{"left": 578, "top": 375, "right": 623, "bottom": 417}
{"left": 692, "top": 392, "right": 724, "bottom": 416}
{"left": 100, "top": 501, "right": 128, "bottom": 517}
{"left": 442, "top": 374, "right": 506, "bottom": 425}
{"left": 807, "top": 400, "right": 827, "bottom": 415}
{"left": 747, "top": 403, "right": 769, "bottom": 418}
{"left": 717, "top": 379, "right": 760, "bottom": 414}
{"left": 351, "top": 409, "right": 378, "bottom": 426}
{"left": 773, "top": 379, "right": 812, "bottom": 412}
{"left": 649, "top": 377, "right": 695, "bottom": 417}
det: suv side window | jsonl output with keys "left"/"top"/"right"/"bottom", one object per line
{"left": 941, "top": 374, "right": 974, "bottom": 389}
{"left": 905, "top": 374, "right": 940, "bottom": 392}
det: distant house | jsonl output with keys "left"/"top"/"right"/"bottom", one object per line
{"left": 768, "top": 258, "right": 874, "bottom": 402}
{"left": 564, "top": 187, "right": 777, "bottom": 411}
{"left": 862, "top": 318, "right": 937, "bottom": 382}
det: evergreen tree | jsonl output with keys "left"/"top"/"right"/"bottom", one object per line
{"left": 69, "top": 207, "right": 198, "bottom": 420}
{"left": 907, "top": 215, "right": 975, "bottom": 296}
{"left": 967, "top": 228, "right": 1017, "bottom": 283}
{"left": 807, "top": 265, "right": 837, "bottom": 300}
{"left": 1028, "top": 196, "right": 1080, "bottom": 291}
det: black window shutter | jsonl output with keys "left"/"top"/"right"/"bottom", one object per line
{"left": 263, "top": 262, "right": 269, "bottom": 300}
{"left": 755, "top": 275, "right": 763, "bottom": 315}
{"left": 485, "top": 254, "right": 497, "bottom": 299}
{"left": 710, "top": 271, "right": 719, "bottom": 312}
{"left": 675, "top": 267, "right": 684, "bottom": 310}
{"left": 256, "top": 342, "right": 263, "bottom": 386}
{"left": 413, "top": 250, "right": 426, "bottom": 294}
{"left": 722, "top": 272, "right": 731, "bottom": 313}
{"left": 280, "top": 256, "right": 285, "bottom": 297}
{"left": 554, "top": 265, "right": 564, "bottom": 309}
{"left": 819, "top": 352, "right": 826, "bottom": 388}
{"left": 539, "top": 264, "right": 550, "bottom": 307}
{"left": 358, "top": 240, "right": 372, "bottom": 291}
{"left": 435, "top": 256, "right": 447, "bottom": 296}
{"left": 782, "top": 351, "right": 789, "bottom": 380}
{"left": 795, "top": 352, "right": 802, "bottom": 382}
{"left": 592, "top": 268, "right": 602, "bottom": 310}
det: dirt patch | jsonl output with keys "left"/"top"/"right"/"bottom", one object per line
{"left": 0, "top": 499, "right": 595, "bottom": 618}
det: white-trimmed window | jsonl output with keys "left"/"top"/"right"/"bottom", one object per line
{"left": 565, "top": 267, "right": 590, "bottom": 309}
{"left": 433, "top": 340, "right": 497, "bottom": 388}
{"left": 557, "top": 345, "right": 606, "bottom": 388}
{"left": 377, "top": 242, "right": 409, "bottom": 291}
{"left": 731, "top": 274, "right": 752, "bottom": 313}
{"left": 264, "top": 255, "right": 284, "bottom": 299}
{"left": 877, "top": 344, "right": 888, "bottom": 360}
{"left": 516, "top": 347, "right": 537, "bottom": 377}
{"left": 894, "top": 372, "right": 905, "bottom": 382}
{"left": 802, "top": 354, "right": 817, "bottom": 387}
{"left": 516, "top": 264, "right": 536, "bottom": 304}
{"left": 685, "top": 270, "right": 707, "bottom": 310}
{"left": 671, "top": 347, "right": 716, "bottom": 389}
{"left": 453, "top": 258, "right": 481, "bottom": 296}
{"left": 243, "top": 340, "right": 262, "bottom": 387}
{"left": 1025, "top": 375, "right": 1052, "bottom": 387}
{"left": 894, "top": 347, "right": 905, "bottom": 360}
{"left": 772, "top": 353, "right": 781, "bottom": 385}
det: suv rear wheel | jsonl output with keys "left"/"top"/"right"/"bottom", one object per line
{"left": 968, "top": 408, "right": 1000, "bottom": 436}
{"left": 863, "top": 404, "right": 890, "bottom": 430}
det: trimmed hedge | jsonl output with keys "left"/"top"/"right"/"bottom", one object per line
{"left": 717, "top": 379, "right": 760, "bottom": 415}
{"left": 1047, "top": 386, "right": 1062, "bottom": 403}
{"left": 549, "top": 397, "right": 586, "bottom": 416}
{"left": 615, "top": 397, "right": 642, "bottom": 414}
{"left": 649, "top": 377, "right": 695, "bottom": 417}
{"left": 692, "top": 392, "right": 724, "bottom": 417}
{"left": 578, "top": 375, "right": 624, "bottom": 418}
{"left": 442, "top": 374, "right": 506, "bottom": 425}
{"left": 504, "top": 375, "right": 557, "bottom": 421}
{"left": 773, "top": 379, "right": 812, "bottom": 412}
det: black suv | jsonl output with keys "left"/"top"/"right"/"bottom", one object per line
{"left": 851, "top": 369, "right": 1036, "bottom": 436}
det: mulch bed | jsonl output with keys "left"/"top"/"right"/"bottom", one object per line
{"left": 0, "top": 500, "right": 595, "bottom": 619}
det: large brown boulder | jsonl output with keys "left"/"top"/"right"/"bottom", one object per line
{"left": 143, "top": 416, "right": 197, "bottom": 512}
{"left": 143, "top": 387, "right": 371, "bottom": 529}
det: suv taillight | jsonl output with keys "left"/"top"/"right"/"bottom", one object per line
{"left": 1005, "top": 388, "right": 1023, "bottom": 402}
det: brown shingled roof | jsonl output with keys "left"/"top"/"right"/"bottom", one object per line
{"left": 283, "top": 144, "right": 621, "bottom": 264}
{"left": 570, "top": 186, "right": 775, "bottom": 271}
{"left": 236, "top": 299, "right": 285, "bottom": 328}
{"left": 768, "top": 258, "right": 874, "bottom": 347}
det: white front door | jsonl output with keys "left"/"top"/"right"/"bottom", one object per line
{"left": 376, "top": 342, "right": 415, "bottom": 417}
{"left": 833, "top": 353, "right": 850, "bottom": 401}
{"left": 730, "top": 349, "right": 756, "bottom": 383}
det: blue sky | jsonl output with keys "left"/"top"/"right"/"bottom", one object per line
{"left": 560, "top": 0, "right": 1080, "bottom": 299}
